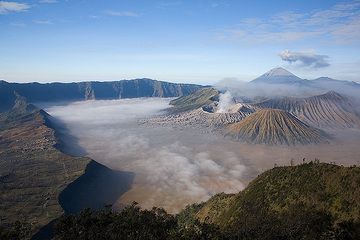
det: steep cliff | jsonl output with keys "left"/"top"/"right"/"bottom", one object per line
{"left": 0, "top": 79, "right": 203, "bottom": 112}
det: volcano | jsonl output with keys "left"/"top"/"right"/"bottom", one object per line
{"left": 225, "top": 109, "right": 328, "bottom": 145}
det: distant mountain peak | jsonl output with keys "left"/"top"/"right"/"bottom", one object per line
{"left": 262, "top": 67, "right": 296, "bottom": 77}
{"left": 251, "top": 67, "right": 302, "bottom": 84}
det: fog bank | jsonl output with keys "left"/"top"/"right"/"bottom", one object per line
{"left": 44, "top": 98, "right": 360, "bottom": 212}
{"left": 45, "top": 98, "right": 252, "bottom": 212}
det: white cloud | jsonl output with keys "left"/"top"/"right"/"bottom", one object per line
{"left": 217, "top": 1, "right": 360, "bottom": 44}
{"left": 0, "top": 1, "right": 30, "bottom": 14}
{"left": 104, "top": 10, "right": 139, "bottom": 17}
{"left": 279, "top": 50, "right": 330, "bottom": 68}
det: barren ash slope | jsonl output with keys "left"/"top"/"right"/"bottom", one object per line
{"left": 250, "top": 67, "right": 360, "bottom": 129}
{"left": 225, "top": 109, "right": 328, "bottom": 145}
{"left": 255, "top": 91, "right": 360, "bottom": 129}
{"left": 223, "top": 89, "right": 359, "bottom": 144}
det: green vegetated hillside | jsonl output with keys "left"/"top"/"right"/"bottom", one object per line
{"left": 190, "top": 162, "right": 360, "bottom": 239}
{"left": 39, "top": 163, "right": 360, "bottom": 240}
{"left": 169, "top": 87, "right": 219, "bottom": 113}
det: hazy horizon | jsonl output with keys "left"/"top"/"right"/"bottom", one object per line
{"left": 1, "top": 66, "right": 360, "bottom": 85}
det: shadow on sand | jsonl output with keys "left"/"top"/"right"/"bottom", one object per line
{"left": 32, "top": 162, "right": 134, "bottom": 240}
{"left": 59, "top": 160, "right": 134, "bottom": 213}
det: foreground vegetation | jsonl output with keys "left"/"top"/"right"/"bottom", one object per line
{"left": 53, "top": 203, "right": 227, "bottom": 240}
{"left": 192, "top": 162, "right": 360, "bottom": 239}
{"left": 3, "top": 162, "right": 359, "bottom": 240}
{"left": 54, "top": 162, "right": 360, "bottom": 240}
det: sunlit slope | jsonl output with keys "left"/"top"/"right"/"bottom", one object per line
{"left": 226, "top": 109, "right": 327, "bottom": 145}
{"left": 169, "top": 87, "right": 219, "bottom": 113}
{"left": 0, "top": 95, "right": 90, "bottom": 234}
{"left": 184, "top": 163, "right": 360, "bottom": 239}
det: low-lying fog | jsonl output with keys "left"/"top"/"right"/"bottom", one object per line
{"left": 44, "top": 98, "right": 360, "bottom": 213}
{"left": 45, "top": 98, "right": 254, "bottom": 212}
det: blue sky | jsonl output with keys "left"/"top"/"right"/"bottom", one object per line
{"left": 0, "top": 0, "right": 359, "bottom": 84}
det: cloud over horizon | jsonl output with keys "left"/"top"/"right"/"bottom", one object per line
{"left": 279, "top": 50, "right": 330, "bottom": 68}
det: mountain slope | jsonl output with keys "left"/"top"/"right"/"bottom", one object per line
{"left": 225, "top": 109, "right": 327, "bottom": 145}
{"left": 0, "top": 95, "right": 135, "bottom": 238}
{"left": 0, "top": 79, "right": 203, "bottom": 112}
{"left": 146, "top": 88, "right": 256, "bottom": 130}
{"left": 185, "top": 163, "right": 360, "bottom": 239}
{"left": 255, "top": 91, "right": 360, "bottom": 128}
{"left": 0, "top": 95, "right": 92, "bottom": 235}
{"left": 169, "top": 87, "right": 219, "bottom": 113}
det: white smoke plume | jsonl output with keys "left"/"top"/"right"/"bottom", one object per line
{"left": 217, "top": 91, "right": 234, "bottom": 113}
